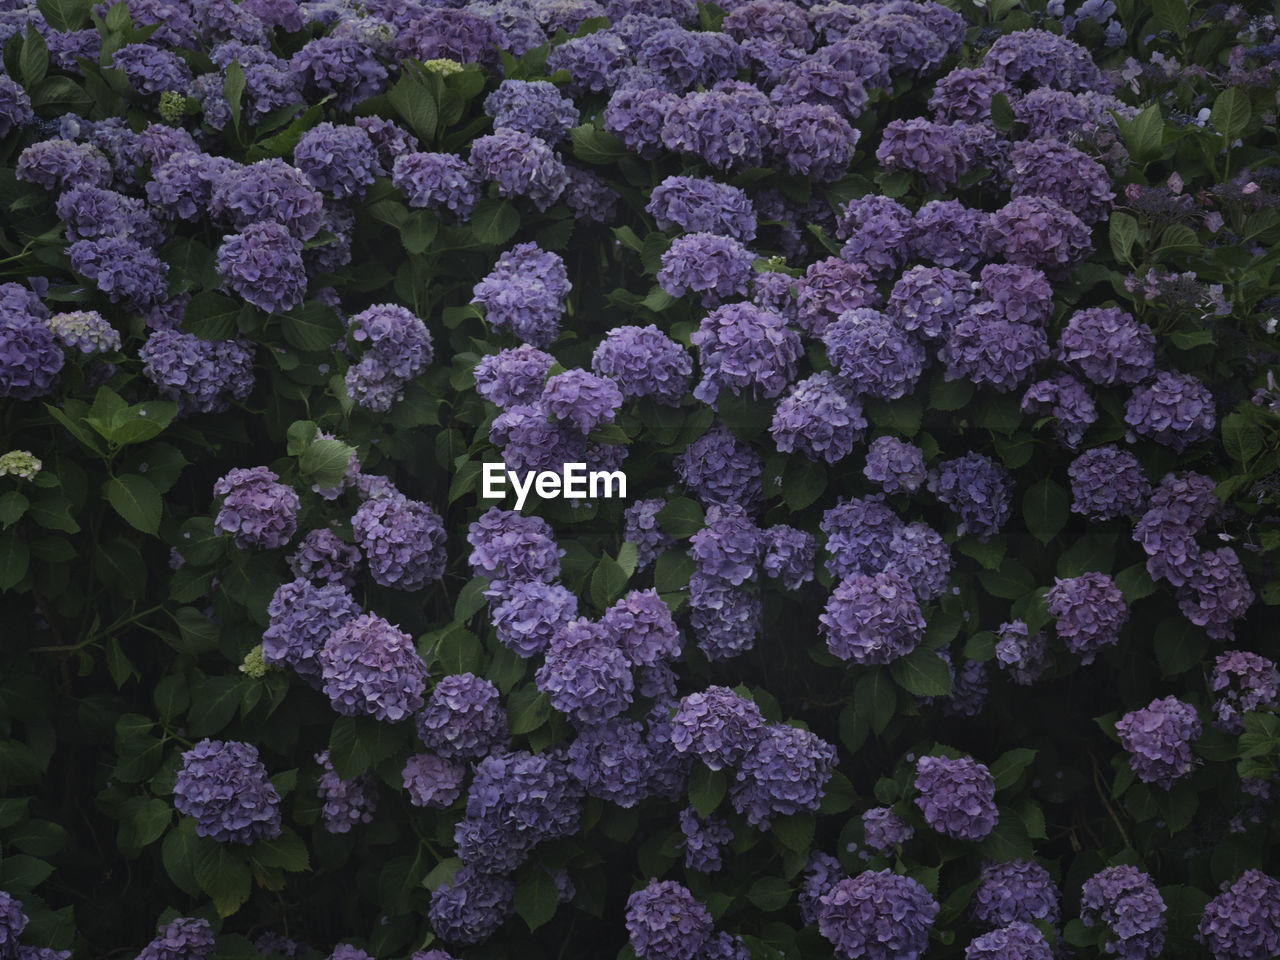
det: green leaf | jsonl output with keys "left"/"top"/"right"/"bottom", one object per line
{"left": 591, "top": 554, "right": 629, "bottom": 610}
{"left": 1109, "top": 212, "right": 1139, "bottom": 264}
{"left": 0, "top": 533, "right": 29, "bottom": 590}
{"left": 0, "top": 854, "right": 53, "bottom": 892}
{"left": 653, "top": 549, "right": 695, "bottom": 594}
{"left": 689, "top": 764, "right": 726, "bottom": 818}
{"left": 977, "top": 812, "right": 1031, "bottom": 861}
{"left": 507, "top": 685, "right": 550, "bottom": 735}
{"left": 616, "top": 542, "right": 638, "bottom": 580}
{"left": 182, "top": 291, "right": 243, "bottom": 339}
{"left": 989, "top": 748, "right": 1037, "bottom": 790}
{"left": 989, "top": 92, "right": 1014, "bottom": 131}
{"left": 855, "top": 669, "right": 896, "bottom": 735}
{"left": 514, "top": 866, "right": 559, "bottom": 932}
{"left": 716, "top": 391, "right": 774, "bottom": 438}
{"left": 453, "top": 577, "right": 490, "bottom": 624}
{"left": 161, "top": 818, "right": 201, "bottom": 896}
{"left": 282, "top": 301, "right": 343, "bottom": 352}
{"left": 20, "top": 24, "right": 48, "bottom": 86}
{"left": 1154, "top": 618, "right": 1207, "bottom": 677}
{"left": 747, "top": 876, "right": 793, "bottom": 911}
{"left": 388, "top": 70, "right": 438, "bottom": 141}
{"left": 400, "top": 209, "right": 438, "bottom": 255}
{"left": 0, "top": 491, "right": 28, "bottom": 528}
{"left": 328, "top": 715, "right": 406, "bottom": 779}
{"left": 889, "top": 648, "right": 952, "bottom": 697}
{"left": 771, "top": 813, "right": 814, "bottom": 853}
{"left": 781, "top": 458, "right": 826, "bottom": 511}
{"left": 108, "top": 402, "right": 179, "bottom": 447}
{"left": 930, "top": 376, "right": 974, "bottom": 412}
{"left": 569, "top": 125, "right": 628, "bottom": 164}
{"left": 430, "top": 623, "right": 484, "bottom": 675}
{"left": 1150, "top": 0, "right": 1189, "bottom": 35}
{"left": 300, "top": 437, "right": 355, "bottom": 489}
{"left": 1211, "top": 87, "right": 1251, "bottom": 141}
{"left": 976, "top": 559, "right": 1035, "bottom": 600}
{"left": 470, "top": 198, "right": 520, "bottom": 246}
{"left": 1222, "top": 412, "right": 1262, "bottom": 463}
{"left": 249, "top": 829, "right": 310, "bottom": 873}
{"left": 118, "top": 797, "right": 171, "bottom": 853}
{"left": 1115, "top": 563, "right": 1157, "bottom": 602}
{"left": 656, "top": 498, "right": 705, "bottom": 538}
{"left": 106, "top": 474, "right": 161, "bottom": 535}
{"left": 864, "top": 396, "right": 923, "bottom": 437}
{"left": 186, "top": 675, "right": 242, "bottom": 737}
{"left": 223, "top": 60, "right": 245, "bottom": 129}
{"left": 36, "top": 0, "right": 93, "bottom": 31}
{"left": 195, "top": 841, "right": 252, "bottom": 917}
{"left": 1120, "top": 104, "right": 1165, "bottom": 166}
{"left": 1023, "top": 479, "right": 1069, "bottom": 544}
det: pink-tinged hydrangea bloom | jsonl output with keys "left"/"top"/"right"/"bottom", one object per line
{"left": 1080, "top": 865, "right": 1166, "bottom": 960}
{"left": 913, "top": 754, "right": 997, "bottom": 841}
{"left": 818, "top": 870, "right": 939, "bottom": 960}
{"left": 625, "top": 880, "right": 713, "bottom": 960}
{"left": 319, "top": 613, "right": 428, "bottom": 722}
{"left": 821, "top": 571, "right": 925, "bottom": 665}
{"left": 1115, "top": 696, "right": 1201, "bottom": 789}
{"left": 402, "top": 753, "right": 465, "bottom": 809}
{"left": 173, "top": 739, "right": 282, "bottom": 844}
{"left": 213, "top": 466, "right": 299, "bottom": 549}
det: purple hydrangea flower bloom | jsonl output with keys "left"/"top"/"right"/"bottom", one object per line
{"left": 1115, "top": 696, "right": 1201, "bottom": 789}
{"left": 139, "top": 330, "right": 255, "bottom": 415}
{"left": 983, "top": 28, "right": 1105, "bottom": 93}
{"left": 913, "top": 754, "right": 997, "bottom": 841}
{"left": 601, "top": 589, "right": 682, "bottom": 666}
{"left": 1178, "top": 547, "right": 1255, "bottom": 642}
{"left": 818, "top": 870, "right": 939, "bottom": 960}
{"left": 731, "top": 723, "right": 837, "bottom": 827}
{"left": 928, "top": 65, "right": 1013, "bottom": 123}
{"left": 994, "top": 621, "right": 1051, "bottom": 686}
{"left": 213, "top": 466, "right": 299, "bottom": 550}
{"left": 287, "top": 529, "right": 361, "bottom": 587}
{"left": 626, "top": 880, "right": 713, "bottom": 960}
{"left": 46, "top": 310, "right": 120, "bottom": 355}
{"left": 761, "top": 524, "right": 816, "bottom": 589}
{"left": 769, "top": 58, "right": 869, "bottom": 121}
{"left": 680, "top": 806, "right": 734, "bottom": 872}
{"left": 262, "top": 578, "right": 361, "bottom": 681}
{"left": 294, "top": 122, "right": 383, "bottom": 199}
{"left": 942, "top": 655, "right": 989, "bottom": 718}
{"left": 928, "top": 453, "right": 1012, "bottom": 540}
{"left": 821, "top": 496, "right": 904, "bottom": 580}
{"left": 1124, "top": 370, "right": 1216, "bottom": 452}
{"left": 911, "top": 200, "right": 986, "bottom": 272}
{"left": 147, "top": 152, "right": 238, "bottom": 222}
{"left": 657, "top": 232, "right": 756, "bottom": 305}
{"left": 567, "top": 718, "right": 654, "bottom": 807}
{"left": 484, "top": 79, "right": 579, "bottom": 144}
{"left": 1210, "top": 651, "right": 1280, "bottom": 734}
{"left": 467, "top": 507, "right": 563, "bottom": 583}
{"left": 563, "top": 164, "right": 620, "bottom": 222}
{"left": 56, "top": 183, "right": 162, "bottom": 246}
{"left": 625, "top": 498, "right": 675, "bottom": 570}
{"left": 535, "top": 619, "right": 634, "bottom": 725}
{"left": 210, "top": 158, "right": 324, "bottom": 240}
{"left": 1197, "top": 870, "right": 1280, "bottom": 960}
{"left": 393, "top": 152, "right": 481, "bottom": 220}
{"left": 689, "top": 505, "right": 762, "bottom": 585}
{"left": 965, "top": 922, "right": 1052, "bottom": 960}
{"left": 344, "top": 303, "right": 434, "bottom": 412}
{"left": 428, "top": 867, "right": 514, "bottom": 946}
{"left": 864, "top": 437, "right": 927, "bottom": 495}
{"left": 320, "top": 613, "right": 428, "bottom": 722}
{"left": 862, "top": 806, "right": 914, "bottom": 853}
{"left": 978, "top": 263, "right": 1053, "bottom": 326}
{"left": 16, "top": 139, "right": 112, "bottom": 191}
{"left": 354, "top": 116, "right": 419, "bottom": 168}
{"left": 885, "top": 522, "right": 952, "bottom": 602}
{"left": 1069, "top": 446, "right": 1151, "bottom": 520}
{"left": 135, "top": 918, "right": 215, "bottom": 960}
{"left": 542, "top": 369, "right": 623, "bottom": 434}
{"left": 604, "top": 86, "right": 680, "bottom": 158}
{"left": 474, "top": 345, "right": 555, "bottom": 408}
{"left": 886, "top": 265, "right": 974, "bottom": 341}
{"left": 472, "top": 242, "right": 571, "bottom": 347}
{"left": 1021, "top": 374, "right": 1098, "bottom": 449}
{"left": 838, "top": 195, "right": 913, "bottom": 277}
{"left": 876, "top": 117, "right": 974, "bottom": 192}
{"left": 0, "top": 75, "right": 32, "bottom": 138}
{"left": 688, "top": 572, "right": 763, "bottom": 660}
{"left": 1010, "top": 138, "right": 1115, "bottom": 223}
{"left": 1080, "top": 865, "right": 1167, "bottom": 960}
{"left": 675, "top": 422, "right": 764, "bottom": 510}
{"left": 821, "top": 571, "right": 925, "bottom": 664}
{"left": 796, "top": 256, "right": 881, "bottom": 337}
{"left": 69, "top": 237, "right": 169, "bottom": 310}
{"left": 1132, "top": 472, "right": 1220, "bottom": 587}
{"left": 416, "top": 673, "right": 508, "bottom": 760}
{"left": 670, "top": 685, "right": 765, "bottom": 770}
{"left": 691, "top": 301, "right": 801, "bottom": 405}
{"left": 292, "top": 33, "right": 388, "bottom": 108}
{"left": 637, "top": 26, "right": 741, "bottom": 90}
{"left": 216, "top": 221, "right": 307, "bottom": 315}
{"left": 395, "top": 9, "right": 499, "bottom": 67}
{"left": 173, "top": 739, "right": 282, "bottom": 844}
{"left": 592, "top": 325, "right": 692, "bottom": 404}
{"left": 661, "top": 85, "right": 776, "bottom": 170}
{"left": 470, "top": 129, "right": 567, "bottom": 212}
{"left": 0, "top": 892, "right": 24, "bottom": 958}
{"left": 547, "top": 32, "right": 629, "bottom": 93}
{"left": 1057, "top": 307, "right": 1156, "bottom": 387}
{"left": 0, "top": 313, "right": 63, "bottom": 401}
{"left": 772, "top": 102, "right": 860, "bottom": 181}
{"left": 490, "top": 404, "right": 583, "bottom": 476}
{"left": 824, "top": 308, "right": 926, "bottom": 400}
{"left": 799, "top": 851, "right": 843, "bottom": 925}
{"left": 328, "top": 947, "right": 372, "bottom": 960}
{"left": 1046, "top": 572, "right": 1127, "bottom": 664}
{"left": 770, "top": 371, "right": 866, "bottom": 464}
{"left": 983, "top": 195, "right": 1093, "bottom": 279}
{"left": 351, "top": 494, "right": 446, "bottom": 591}
{"left": 944, "top": 304, "right": 1049, "bottom": 393}
{"left": 489, "top": 579, "right": 578, "bottom": 658}
{"left": 972, "top": 859, "right": 1061, "bottom": 930}
{"left": 648, "top": 176, "right": 757, "bottom": 241}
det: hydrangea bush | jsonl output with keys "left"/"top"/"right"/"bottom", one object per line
{"left": 0, "top": 0, "right": 1279, "bottom": 958}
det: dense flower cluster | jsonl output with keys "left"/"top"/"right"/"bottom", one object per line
{"left": 1081, "top": 866, "right": 1167, "bottom": 960}
{"left": 173, "top": 739, "right": 282, "bottom": 845}
{"left": 1115, "top": 696, "right": 1202, "bottom": 789}
{"left": 818, "top": 871, "right": 939, "bottom": 960}
{"left": 913, "top": 754, "right": 998, "bottom": 841}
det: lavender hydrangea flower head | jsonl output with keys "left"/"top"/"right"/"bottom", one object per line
{"left": 1057, "top": 307, "right": 1156, "bottom": 386}
{"left": 886, "top": 266, "right": 974, "bottom": 341}
{"left": 491, "top": 404, "right": 583, "bottom": 477}
{"left": 863, "top": 437, "right": 926, "bottom": 494}
{"left": 285, "top": 528, "right": 356, "bottom": 585}
{"left": 139, "top": 330, "right": 255, "bottom": 415}
{"left": 1197, "top": 870, "right": 1280, "bottom": 960}
{"left": 626, "top": 880, "right": 713, "bottom": 960}
{"left": 675, "top": 421, "right": 764, "bottom": 510}
{"left": 657, "top": 232, "right": 755, "bottom": 305}
{"left": 395, "top": 9, "right": 499, "bottom": 67}
{"left": 215, "top": 221, "right": 307, "bottom": 315}
{"left": 1010, "top": 138, "right": 1115, "bottom": 223}
{"left": 564, "top": 164, "right": 620, "bottom": 222}
{"left": 467, "top": 507, "right": 562, "bottom": 583}
{"left": 820, "top": 496, "right": 904, "bottom": 580}
{"left": 213, "top": 466, "right": 299, "bottom": 550}
{"left": 210, "top": 158, "right": 324, "bottom": 239}
{"left": 1069, "top": 446, "right": 1151, "bottom": 520}
{"left": 983, "top": 195, "right": 1092, "bottom": 279}
{"left": 1080, "top": 865, "right": 1167, "bottom": 960}
{"left": 689, "top": 504, "right": 763, "bottom": 585}
{"left": 0, "top": 313, "right": 63, "bottom": 401}
{"left": 489, "top": 579, "right": 578, "bottom": 658}
{"left": 824, "top": 309, "right": 926, "bottom": 400}
{"left": 994, "top": 621, "right": 1051, "bottom": 686}
{"left": 428, "top": 867, "right": 514, "bottom": 945}
{"left": 913, "top": 754, "right": 997, "bottom": 841}
{"left": 604, "top": 86, "right": 680, "bottom": 158}
{"left": 971, "top": 859, "right": 1061, "bottom": 930}
{"left": 16, "top": 139, "right": 112, "bottom": 191}
{"left": 771, "top": 371, "right": 866, "bottom": 464}
{"left": 591, "top": 325, "right": 692, "bottom": 404}
{"left": 417, "top": 673, "right": 508, "bottom": 759}
{"left": 818, "top": 870, "right": 939, "bottom": 960}
{"left": 691, "top": 301, "right": 801, "bottom": 405}
{"left": 293, "top": 122, "right": 383, "bottom": 199}
{"left": 1046, "top": 572, "right": 1127, "bottom": 664}
{"left": 944, "top": 303, "right": 1049, "bottom": 393}
{"left": 1132, "top": 472, "right": 1219, "bottom": 587}
{"left": 731, "top": 723, "right": 837, "bottom": 827}
{"left": 983, "top": 29, "right": 1105, "bottom": 93}
{"left": 542, "top": 369, "right": 623, "bottom": 434}
{"left": 1115, "top": 696, "right": 1201, "bottom": 789}
{"left": 761, "top": 524, "right": 816, "bottom": 589}
{"left": 135, "top": 918, "right": 215, "bottom": 960}
{"left": 661, "top": 86, "right": 775, "bottom": 170}
{"left": 911, "top": 200, "right": 986, "bottom": 272}
{"left": 797, "top": 256, "right": 881, "bottom": 337}
{"left": 45, "top": 310, "right": 120, "bottom": 355}
{"left": 351, "top": 494, "right": 446, "bottom": 591}
{"left": 771, "top": 102, "right": 860, "bottom": 181}
{"left": 601, "top": 589, "right": 682, "bottom": 666}
{"left": 470, "top": 129, "right": 567, "bottom": 212}
{"left": 625, "top": 498, "right": 675, "bottom": 570}
{"left": 343, "top": 303, "right": 434, "bottom": 412}
{"left": 567, "top": 718, "right": 654, "bottom": 807}
{"left": 821, "top": 571, "right": 925, "bottom": 664}
{"left": 56, "top": 183, "right": 162, "bottom": 246}
{"left": 862, "top": 806, "right": 914, "bottom": 853}
{"left": 647, "top": 176, "right": 757, "bottom": 241}
{"left": 928, "top": 453, "right": 1013, "bottom": 540}
{"left": 0, "top": 891, "right": 24, "bottom": 959}
{"left": 484, "top": 79, "right": 579, "bottom": 144}
{"left": 928, "top": 65, "right": 1013, "bottom": 123}
{"left": 1210, "top": 651, "right": 1280, "bottom": 733}
{"left": 0, "top": 75, "right": 32, "bottom": 138}
{"left": 474, "top": 345, "right": 555, "bottom": 408}
{"left": 876, "top": 117, "right": 974, "bottom": 192}
{"left": 328, "top": 947, "right": 372, "bottom": 960}
{"left": 262, "top": 578, "right": 361, "bottom": 681}
{"left": 69, "top": 237, "right": 169, "bottom": 310}
{"left": 688, "top": 572, "right": 763, "bottom": 661}
{"left": 1178, "top": 547, "right": 1255, "bottom": 642}
{"left": 393, "top": 152, "right": 480, "bottom": 219}
{"left": 1124, "top": 371, "right": 1216, "bottom": 452}
{"left": 1020, "top": 374, "right": 1097, "bottom": 449}
{"left": 965, "top": 922, "right": 1052, "bottom": 960}
{"left": 173, "top": 739, "right": 282, "bottom": 844}
{"left": 319, "top": 613, "right": 428, "bottom": 722}
{"left": 546, "top": 32, "right": 629, "bottom": 93}
{"left": 978, "top": 263, "right": 1053, "bottom": 326}
{"left": 837, "top": 195, "right": 913, "bottom": 277}
{"left": 679, "top": 805, "right": 734, "bottom": 873}
{"left": 535, "top": 619, "right": 634, "bottom": 725}
{"left": 884, "top": 522, "right": 952, "bottom": 602}
{"left": 472, "top": 242, "right": 571, "bottom": 347}
{"left": 670, "top": 685, "right": 765, "bottom": 770}
{"left": 799, "top": 851, "right": 842, "bottom": 925}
